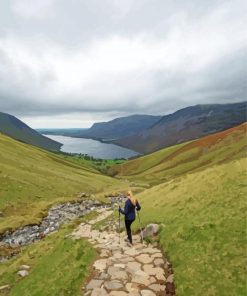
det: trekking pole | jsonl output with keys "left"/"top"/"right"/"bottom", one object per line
{"left": 117, "top": 194, "right": 122, "bottom": 245}
{"left": 118, "top": 208, "right": 121, "bottom": 244}
{"left": 137, "top": 211, "right": 144, "bottom": 244}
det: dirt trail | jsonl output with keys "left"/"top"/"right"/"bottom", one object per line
{"left": 72, "top": 208, "right": 175, "bottom": 296}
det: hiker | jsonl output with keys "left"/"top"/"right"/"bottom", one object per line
{"left": 119, "top": 190, "right": 141, "bottom": 245}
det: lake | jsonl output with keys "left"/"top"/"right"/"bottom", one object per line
{"left": 44, "top": 134, "right": 140, "bottom": 159}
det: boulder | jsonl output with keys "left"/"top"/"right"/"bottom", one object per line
{"left": 19, "top": 265, "right": 30, "bottom": 270}
{"left": 17, "top": 270, "right": 29, "bottom": 277}
{"left": 142, "top": 224, "right": 159, "bottom": 238}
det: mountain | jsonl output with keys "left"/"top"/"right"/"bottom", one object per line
{"left": 76, "top": 114, "right": 162, "bottom": 140}
{"left": 0, "top": 112, "right": 62, "bottom": 151}
{"left": 113, "top": 102, "right": 247, "bottom": 154}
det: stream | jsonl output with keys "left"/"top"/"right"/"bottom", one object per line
{"left": 0, "top": 196, "right": 121, "bottom": 262}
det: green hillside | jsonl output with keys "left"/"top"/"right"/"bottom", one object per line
{"left": 109, "top": 123, "right": 247, "bottom": 187}
{"left": 0, "top": 133, "right": 125, "bottom": 234}
{"left": 0, "top": 112, "right": 62, "bottom": 151}
{"left": 110, "top": 123, "right": 247, "bottom": 295}
{"left": 133, "top": 158, "right": 246, "bottom": 295}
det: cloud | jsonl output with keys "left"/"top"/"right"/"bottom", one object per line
{"left": 0, "top": 0, "right": 246, "bottom": 127}
{"left": 11, "top": 0, "right": 57, "bottom": 19}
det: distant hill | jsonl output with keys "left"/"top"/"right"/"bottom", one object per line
{"left": 36, "top": 128, "right": 88, "bottom": 137}
{"left": 76, "top": 114, "right": 162, "bottom": 140}
{"left": 114, "top": 102, "right": 247, "bottom": 154}
{"left": 0, "top": 112, "right": 62, "bottom": 151}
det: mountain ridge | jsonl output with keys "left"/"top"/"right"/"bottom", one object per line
{"left": 113, "top": 101, "right": 247, "bottom": 154}
{"left": 0, "top": 112, "right": 62, "bottom": 151}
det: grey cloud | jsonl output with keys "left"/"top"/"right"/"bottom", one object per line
{"left": 0, "top": 0, "right": 246, "bottom": 126}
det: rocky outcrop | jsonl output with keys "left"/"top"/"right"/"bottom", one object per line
{"left": 142, "top": 224, "right": 160, "bottom": 238}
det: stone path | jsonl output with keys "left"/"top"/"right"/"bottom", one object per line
{"left": 72, "top": 208, "right": 175, "bottom": 296}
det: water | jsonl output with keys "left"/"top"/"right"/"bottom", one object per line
{"left": 44, "top": 134, "right": 140, "bottom": 159}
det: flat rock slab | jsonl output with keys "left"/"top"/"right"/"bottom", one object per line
{"left": 135, "top": 254, "right": 153, "bottom": 264}
{"left": 104, "top": 281, "right": 124, "bottom": 290}
{"left": 93, "top": 259, "right": 108, "bottom": 272}
{"left": 91, "top": 288, "right": 108, "bottom": 296}
{"left": 140, "top": 290, "right": 156, "bottom": 296}
{"left": 86, "top": 279, "right": 104, "bottom": 290}
{"left": 109, "top": 291, "right": 129, "bottom": 296}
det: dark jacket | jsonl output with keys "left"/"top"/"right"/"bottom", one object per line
{"left": 119, "top": 198, "right": 141, "bottom": 221}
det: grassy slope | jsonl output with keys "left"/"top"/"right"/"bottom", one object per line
{"left": 0, "top": 133, "right": 125, "bottom": 233}
{"left": 109, "top": 123, "right": 247, "bottom": 187}
{"left": 115, "top": 123, "right": 246, "bottom": 295}
{"left": 133, "top": 158, "right": 247, "bottom": 296}
{"left": 0, "top": 213, "right": 98, "bottom": 296}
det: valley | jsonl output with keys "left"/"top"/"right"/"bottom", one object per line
{"left": 0, "top": 121, "right": 246, "bottom": 296}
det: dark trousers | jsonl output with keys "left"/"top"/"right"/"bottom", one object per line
{"left": 125, "top": 219, "right": 134, "bottom": 244}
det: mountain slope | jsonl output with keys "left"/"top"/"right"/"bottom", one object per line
{"left": 133, "top": 157, "right": 246, "bottom": 295}
{"left": 0, "top": 133, "right": 125, "bottom": 234}
{"left": 77, "top": 114, "right": 162, "bottom": 140}
{"left": 0, "top": 112, "right": 62, "bottom": 151}
{"left": 109, "top": 122, "right": 247, "bottom": 186}
{"left": 114, "top": 102, "right": 247, "bottom": 154}
{"left": 111, "top": 121, "right": 247, "bottom": 295}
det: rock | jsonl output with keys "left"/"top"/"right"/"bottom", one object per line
{"left": 140, "top": 290, "right": 156, "bottom": 296}
{"left": 93, "top": 259, "right": 108, "bottom": 272}
{"left": 78, "top": 192, "right": 87, "bottom": 198}
{"left": 113, "top": 263, "right": 125, "bottom": 269}
{"left": 104, "top": 281, "right": 123, "bottom": 290}
{"left": 124, "top": 248, "right": 140, "bottom": 256}
{"left": 126, "top": 262, "right": 142, "bottom": 274}
{"left": 109, "top": 292, "right": 128, "bottom": 296}
{"left": 156, "top": 272, "right": 166, "bottom": 282}
{"left": 99, "top": 272, "right": 109, "bottom": 280}
{"left": 142, "top": 247, "right": 160, "bottom": 254}
{"left": 142, "top": 224, "right": 159, "bottom": 238}
{"left": 111, "top": 270, "right": 128, "bottom": 281}
{"left": 166, "top": 274, "right": 174, "bottom": 283}
{"left": 132, "top": 270, "right": 150, "bottom": 286}
{"left": 149, "top": 284, "right": 165, "bottom": 292}
{"left": 151, "top": 252, "right": 163, "bottom": 259}
{"left": 86, "top": 279, "right": 104, "bottom": 290}
{"left": 142, "top": 264, "right": 155, "bottom": 275}
{"left": 135, "top": 254, "right": 153, "bottom": 264}
{"left": 100, "top": 249, "right": 110, "bottom": 258}
{"left": 154, "top": 258, "right": 164, "bottom": 266}
{"left": 17, "top": 270, "right": 29, "bottom": 277}
{"left": 91, "top": 287, "right": 108, "bottom": 296}
{"left": 0, "top": 285, "right": 10, "bottom": 291}
{"left": 107, "top": 266, "right": 121, "bottom": 276}
{"left": 149, "top": 277, "right": 156, "bottom": 284}
{"left": 19, "top": 265, "right": 30, "bottom": 270}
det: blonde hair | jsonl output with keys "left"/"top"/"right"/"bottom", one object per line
{"left": 128, "top": 190, "right": 136, "bottom": 206}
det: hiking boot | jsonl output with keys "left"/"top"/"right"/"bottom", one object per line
{"left": 124, "top": 237, "right": 130, "bottom": 242}
{"left": 127, "top": 241, "right": 133, "bottom": 247}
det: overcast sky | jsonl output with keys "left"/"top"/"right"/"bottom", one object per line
{"left": 0, "top": 0, "right": 246, "bottom": 128}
